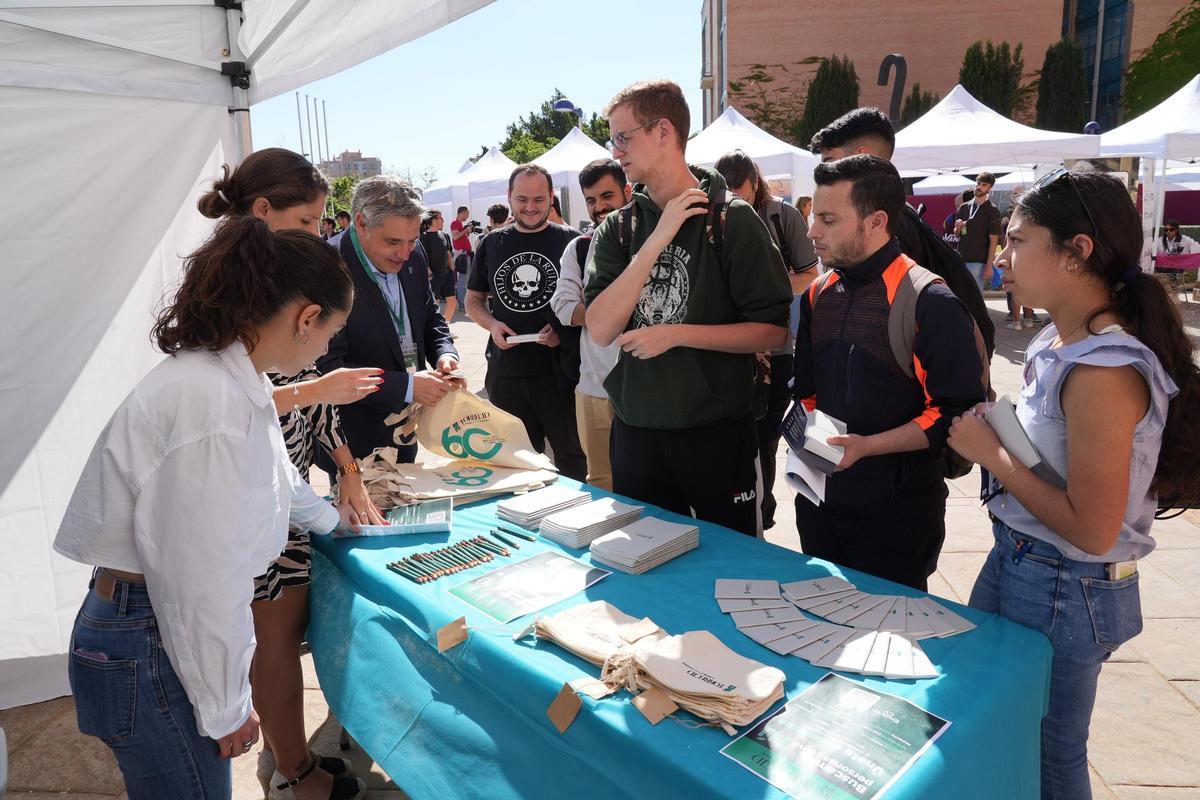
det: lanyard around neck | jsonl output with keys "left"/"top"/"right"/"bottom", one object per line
{"left": 350, "top": 226, "right": 407, "bottom": 337}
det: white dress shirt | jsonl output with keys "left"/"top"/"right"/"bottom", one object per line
{"left": 55, "top": 343, "right": 339, "bottom": 738}
{"left": 551, "top": 235, "right": 619, "bottom": 398}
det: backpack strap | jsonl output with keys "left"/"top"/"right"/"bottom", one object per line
{"left": 885, "top": 258, "right": 939, "bottom": 381}
{"left": 575, "top": 234, "right": 592, "bottom": 270}
{"left": 616, "top": 200, "right": 638, "bottom": 263}
{"left": 769, "top": 212, "right": 792, "bottom": 269}
{"left": 705, "top": 192, "right": 730, "bottom": 256}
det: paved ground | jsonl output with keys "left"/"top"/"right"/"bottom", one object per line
{"left": 4, "top": 296, "right": 1199, "bottom": 799}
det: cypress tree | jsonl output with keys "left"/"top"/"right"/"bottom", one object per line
{"left": 1035, "top": 39, "right": 1088, "bottom": 132}
{"left": 794, "top": 55, "right": 861, "bottom": 146}
{"left": 959, "top": 40, "right": 1025, "bottom": 117}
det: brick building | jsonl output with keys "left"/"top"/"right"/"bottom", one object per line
{"left": 320, "top": 150, "right": 383, "bottom": 179}
{"left": 700, "top": 0, "right": 1188, "bottom": 134}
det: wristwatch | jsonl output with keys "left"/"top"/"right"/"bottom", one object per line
{"left": 337, "top": 460, "right": 362, "bottom": 478}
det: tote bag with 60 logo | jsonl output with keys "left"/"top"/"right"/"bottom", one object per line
{"left": 416, "top": 389, "right": 556, "bottom": 472}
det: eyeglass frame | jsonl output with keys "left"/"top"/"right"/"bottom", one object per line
{"left": 1031, "top": 167, "right": 1099, "bottom": 240}
{"left": 607, "top": 117, "right": 664, "bottom": 152}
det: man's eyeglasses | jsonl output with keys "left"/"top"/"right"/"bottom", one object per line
{"left": 1033, "top": 167, "right": 1099, "bottom": 239}
{"left": 607, "top": 118, "right": 664, "bottom": 152}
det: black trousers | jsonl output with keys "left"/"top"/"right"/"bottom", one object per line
{"left": 755, "top": 353, "right": 793, "bottom": 529}
{"left": 610, "top": 413, "right": 760, "bottom": 537}
{"left": 793, "top": 485, "right": 948, "bottom": 591}
{"left": 485, "top": 372, "right": 587, "bottom": 482}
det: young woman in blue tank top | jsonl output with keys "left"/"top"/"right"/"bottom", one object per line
{"left": 946, "top": 170, "right": 1200, "bottom": 800}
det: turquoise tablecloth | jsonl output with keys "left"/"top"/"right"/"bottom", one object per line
{"left": 309, "top": 480, "right": 1051, "bottom": 800}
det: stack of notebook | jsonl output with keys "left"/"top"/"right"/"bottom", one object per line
{"left": 590, "top": 517, "right": 700, "bottom": 575}
{"left": 496, "top": 485, "right": 591, "bottom": 528}
{"left": 539, "top": 498, "right": 645, "bottom": 548}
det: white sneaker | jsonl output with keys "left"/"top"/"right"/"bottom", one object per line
{"left": 1006, "top": 320, "right": 1022, "bottom": 331}
{"left": 1022, "top": 318, "right": 1034, "bottom": 329}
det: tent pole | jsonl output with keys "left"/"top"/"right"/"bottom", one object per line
{"left": 323, "top": 99, "right": 331, "bottom": 163}
{"left": 224, "top": 5, "right": 251, "bottom": 163}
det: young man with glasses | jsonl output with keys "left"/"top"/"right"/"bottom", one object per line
{"left": 585, "top": 79, "right": 791, "bottom": 536}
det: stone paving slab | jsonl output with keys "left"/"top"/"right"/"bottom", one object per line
{"left": 1089, "top": 663, "right": 1200, "bottom": 787}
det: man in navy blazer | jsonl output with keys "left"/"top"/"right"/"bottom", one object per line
{"left": 316, "top": 176, "right": 461, "bottom": 471}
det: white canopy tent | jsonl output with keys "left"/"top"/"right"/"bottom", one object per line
{"left": 0, "top": 0, "right": 493, "bottom": 709}
{"left": 993, "top": 169, "right": 1038, "bottom": 190}
{"left": 468, "top": 128, "right": 612, "bottom": 228}
{"left": 1100, "top": 74, "right": 1200, "bottom": 262}
{"left": 911, "top": 173, "right": 976, "bottom": 196}
{"left": 893, "top": 85, "right": 1100, "bottom": 170}
{"left": 424, "top": 145, "right": 517, "bottom": 220}
{"left": 686, "top": 106, "right": 820, "bottom": 198}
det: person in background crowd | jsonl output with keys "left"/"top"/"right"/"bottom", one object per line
{"left": 1000, "top": 185, "right": 1043, "bottom": 330}
{"left": 466, "top": 164, "right": 587, "bottom": 479}
{"left": 484, "top": 203, "right": 510, "bottom": 235}
{"left": 327, "top": 211, "right": 352, "bottom": 248}
{"left": 810, "top": 108, "right": 995, "bottom": 362}
{"left": 586, "top": 79, "right": 791, "bottom": 536}
{"left": 320, "top": 217, "right": 336, "bottom": 240}
{"left": 318, "top": 177, "right": 462, "bottom": 472}
{"left": 420, "top": 209, "right": 458, "bottom": 323}
{"left": 793, "top": 155, "right": 984, "bottom": 590}
{"left": 794, "top": 195, "right": 812, "bottom": 220}
{"left": 949, "top": 170, "right": 1199, "bottom": 800}
{"left": 449, "top": 205, "right": 475, "bottom": 267}
{"left": 549, "top": 194, "right": 565, "bottom": 225}
{"left": 197, "top": 148, "right": 381, "bottom": 800}
{"left": 943, "top": 189, "right": 972, "bottom": 251}
{"left": 955, "top": 172, "right": 1002, "bottom": 291}
{"left": 1158, "top": 218, "right": 1198, "bottom": 255}
{"left": 551, "top": 158, "right": 630, "bottom": 490}
{"left": 716, "top": 149, "right": 818, "bottom": 529}
{"left": 55, "top": 217, "right": 358, "bottom": 800}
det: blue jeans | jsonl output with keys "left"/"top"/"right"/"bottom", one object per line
{"left": 69, "top": 572, "right": 231, "bottom": 799}
{"left": 964, "top": 261, "right": 987, "bottom": 291}
{"left": 970, "top": 521, "right": 1143, "bottom": 800}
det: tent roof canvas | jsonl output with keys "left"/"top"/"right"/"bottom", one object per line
{"left": 911, "top": 173, "right": 976, "bottom": 196}
{"left": 468, "top": 127, "right": 610, "bottom": 199}
{"left": 1099, "top": 74, "right": 1200, "bottom": 160}
{"left": 687, "top": 106, "right": 820, "bottom": 192}
{"left": 425, "top": 146, "right": 517, "bottom": 204}
{"left": 893, "top": 85, "right": 1099, "bottom": 170}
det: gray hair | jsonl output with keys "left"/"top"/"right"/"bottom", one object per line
{"left": 351, "top": 176, "right": 425, "bottom": 227}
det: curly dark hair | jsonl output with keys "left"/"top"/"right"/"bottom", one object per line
{"left": 153, "top": 216, "right": 351, "bottom": 354}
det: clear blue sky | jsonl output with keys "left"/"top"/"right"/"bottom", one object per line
{"left": 249, "top": 0, "right": 703, "bottom": 185}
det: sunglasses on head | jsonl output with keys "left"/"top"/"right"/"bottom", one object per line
{"left": 1032, "top": 167, "right": 1099, "bottom": 239}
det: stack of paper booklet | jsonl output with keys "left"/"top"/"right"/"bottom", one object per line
{"left": 590, "top": 517, "right": 700, "bottom": 574}
{"left": 714, "top": 578, "right": 977, "bottom": 680}
{"left": 496, "top": 485, "right": 591, "bottom": 527}
{"left": 539, "top": 498, "right": 645, "bottom": 548}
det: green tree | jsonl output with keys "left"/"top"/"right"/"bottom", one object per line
{"left": 1035, "top": 38, "right": 1088, "bottom": 132}
{"left": 499, "top": 89, "right": 610, "bottom": 162}
{"left": 1125, "top": 0, "right": 1200, "bottom": 118}
{"left": 727, "top": 61, "right": 815, "bottom": 145}
{"left": 959, "top": 40, "right": 1026, "bottom": 116}
{"left": 898, "top": 83, "right": 939, "bottom": 129}
{"left": 795, "top": 55, "right": 860, "bottom": 146}
{"left": 327, "top": 175, "right": 357, "bottom": 216}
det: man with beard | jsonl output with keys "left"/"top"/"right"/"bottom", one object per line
{"left": 792, "top": 155, "right": 984, "bottom": 589}
{"left": 954, "top": 172, "right": 1002, "bottom": 292}
{"left": 585, "top": 80, "right": 791, "bottom": 536}
{"left": 550, "top": 159, "right": 632, "bottom": 490}
{"left": 465, "top": 164, "right": 587, "bottom": 480}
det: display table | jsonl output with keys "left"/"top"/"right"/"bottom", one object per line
{"left": 308, "top": 480, "right": 1051, "bottom": 800}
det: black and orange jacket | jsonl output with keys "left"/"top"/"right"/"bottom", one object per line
{"left": 792, "top": 239, "right": 984, "bottom": 510}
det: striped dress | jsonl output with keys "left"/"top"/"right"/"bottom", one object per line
{"left": 252, "top": 365, "right": 347, "bottom": 601}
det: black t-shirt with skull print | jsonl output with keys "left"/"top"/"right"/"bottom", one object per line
{"left": 467, "top": 222, "right": 580, "bottom": 377}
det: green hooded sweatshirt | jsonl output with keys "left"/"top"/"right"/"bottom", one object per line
{"left": 584, "top": 166, "right": 791, "bottom": 429}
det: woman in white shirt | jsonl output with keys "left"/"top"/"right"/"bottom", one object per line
{"left": 54, "top": 216, "right": 355, "bottom": 799}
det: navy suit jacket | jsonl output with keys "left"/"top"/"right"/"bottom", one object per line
{"left": 316, "top": 232, "right": 457, "bottom": 466}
